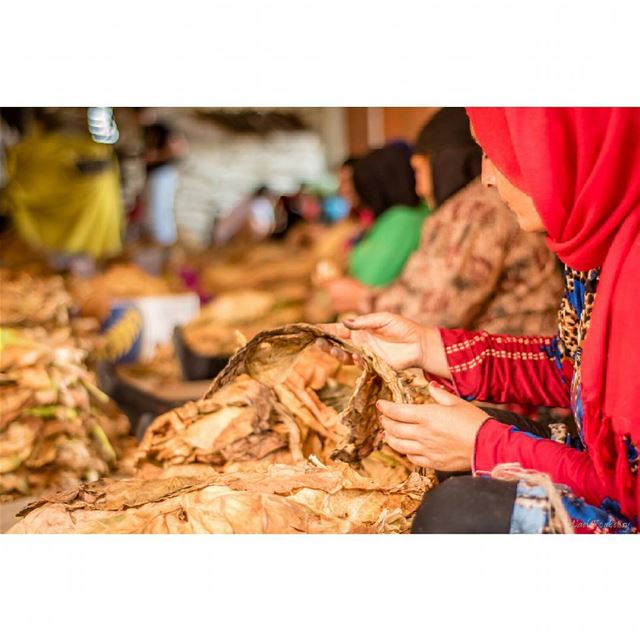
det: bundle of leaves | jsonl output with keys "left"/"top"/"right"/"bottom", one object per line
{"left": 9, "top": 459, "right": 432, "bottom": 534}
{"left": 0, "top": 328, "right": 134, "bottom": 499}
{"left": 0, "top": 268, "right": 105, "bottom": 354}
{"left": 0, "top": 270, "right": 71, "bottom": 328}
{"left": 136, "top": 325, "right": 430, "bottom": 486}
{"left": 183, "top": 289, "right": 307, "bottom": 357}
{"left": 10, "top": 324, "right": 436, "bottom": 533}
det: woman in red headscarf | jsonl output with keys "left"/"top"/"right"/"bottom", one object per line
{"left": 319, "top": 108, "right": 640, "bottom": 533}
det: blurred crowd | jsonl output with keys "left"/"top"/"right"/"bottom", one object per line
{"left": 0, "top": 106, "right": 562, "bottom": 337}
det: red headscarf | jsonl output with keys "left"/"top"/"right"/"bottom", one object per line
{"left": 467, "top": 108, "right": 640, "bottom": 518}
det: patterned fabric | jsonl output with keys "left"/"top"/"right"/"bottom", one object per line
{"left": 443, "top": 264, "right": 639, "bottom": 532}
{"left": 510, "top": 482, "right": 558, "bottom": 534}
{"left": 502, "top": 424, "right": 636, "bottom": 532}
{"left": 511, "top": 480, "right": 637, "bottom": 534}
{"left": 374, "top": 179, "right": 563, "bottom": 336}
{"left": 549, "top": 266, "right": 640, "bottom": 476}
{"left": 553, "top": 267, "right": 600, "bottom": 443}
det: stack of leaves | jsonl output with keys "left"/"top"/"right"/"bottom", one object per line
{"left": 201, "top": 243, "right": 316, "bottom": 295}
{"left": 9, "top": 459, "right": 433, "bottom": 534}
{"left": 10, "top": 324, "right": 436, "bottom": 533}
{"left": 208, "top": 324, "right": 433, "bottom": 463}
{"left": 136, "top": 375, "right": 291, "bottom": 474}
{"left": 0, "top": 327, "right": 135, "bottom": 499}
{"left": 182, "top": 289, "right": 308, "bottom": 357}
{"left": 135, "top": 324, "right": 431, "bottom": 490}
{"left": 116, "top": 342, "right": 183, "bottom": 386}
{"left": 199, "top": 241, "right": 334, "bottom": 332}
{"left": 0, "top": 270, "right": 72, "bottom": 328}
{"left": 0, "top": 269, "right": 106, "bottom": 355}
{"left": 69, "top": 263, "right": 172, "bottom": 323}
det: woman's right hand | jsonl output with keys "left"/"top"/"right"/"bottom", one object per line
{"left": 318, "top": 312, "right": 450, "bottom": 378}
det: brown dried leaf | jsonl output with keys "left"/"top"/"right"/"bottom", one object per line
{"left": 10, "top": 462, "right": 434, "bottom": 534}
{"left": 207, "top": 324, "right": 432, "bottom": 463}
{"left": 136, "top": 375, "right": 280, "bottom": 469}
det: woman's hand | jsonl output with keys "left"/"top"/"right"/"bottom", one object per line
{"left": 317, "top": 312, "right": 451, "bottom": 378}
{"left": 318, "top": 312, "right": 429, "bottom": 370}
{"left": 321, "top": 277, "right": 375, "bottom": 314}
{"left": 377, "top": 383, "right": 489, "bottom": 472}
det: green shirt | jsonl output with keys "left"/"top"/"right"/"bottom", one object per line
{"left": 348, "top": 203, "right": 430, "bottom": 287}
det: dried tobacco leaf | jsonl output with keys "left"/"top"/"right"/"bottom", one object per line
{"left": 0, "top": 327, "right": 134, "bottom": 498}
{"left": 207, "top": 324, "right": 432, "bottom": 464}
{"left": 10, "top": 461, "right": 434, "bottom": 534}
{"left": 69, "top": 264, "right": 171, "bottom": 301}
{"left": 183, "top": 291, "right": 307, "bottom": 357}
{"left": 136, "top": 375, "right": 281, "bottom": 468}
{"left": 0, "top": 271, "right": 71, "bottom": 328}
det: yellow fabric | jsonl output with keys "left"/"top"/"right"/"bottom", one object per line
{"left": 2, "top": 133, "right": 123, "bottom": 259}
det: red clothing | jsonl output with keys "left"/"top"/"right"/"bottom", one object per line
{"left": 440, "top": 327, "right": 614, "bottom": 513}
{"left": 465, "top": 107, "right": 640, "bottom": 524}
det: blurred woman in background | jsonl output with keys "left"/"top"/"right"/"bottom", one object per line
{"left": 337, "top": 155, "right": 374, "bottom": 232}
{"left": 0, "top": 108, "right": 123, "bottom": 272}
{"left": 140, "top": 121, "right": 187, "bottom": 247}
{"left": 324, "top": 108, "right": 562, "bottom": 337}
{"left": 346, "top": 142, "right": 431, "bottom": 287}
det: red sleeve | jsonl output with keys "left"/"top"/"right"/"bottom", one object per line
{"left": 473, "top": 419, "right": 614, "bottom": 509}
{"left": 439, "top": 328, "right": 573, "bottom": 407}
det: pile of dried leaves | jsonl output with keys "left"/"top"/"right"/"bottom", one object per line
{"left": 9, "top": 459, "right": 431, "bottom": 533}
{"left": 208, "top": 324, "right": 432, "bottom": 464}
{"left": 0, "top": 270, "right": 72, "bottom": 328}
{"left": 182, "top": 289, "right": 308, "bottom": 357}
{"left": 136, "top": 374, "right": 291, "bottom": 472}
{"left": 0, "top": 268, "right": 106, "bottom": 356}
{"left": 116, "top": 342, "right": 183, "bottom": 386}
{"left": 72, "top": 263, "right": 172, "bottom": 299}
{"left": 198, "top": 241, "right": 334, "bottom": 341}
{"left": 9, "top": 324, "right": 436, "bottom": 533}
{"left": 137, "top": 324, "right": 431, "bottom": 480}
{"left": 0, "top": 327, "right": 135, "bottom": 499}
{"left": 201, "top": 243, "right": 316, "bottom": 295}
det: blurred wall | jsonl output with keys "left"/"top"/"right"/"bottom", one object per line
{"left": 346, "top": 107, "right": 439, "bottom": 155}
{"left": 384, "top": 107, "right": 440, "bottom": 143}
{"left": 346, "top": 108, "right": 371, "bottom": 157}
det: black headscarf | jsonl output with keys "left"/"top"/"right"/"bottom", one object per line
{"left": 414, "top": 107, "right": 482, "bottom": 206}
{"left": 352, "top": 142, "right": 420, "bottom": 217}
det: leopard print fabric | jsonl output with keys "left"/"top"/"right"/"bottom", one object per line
{"left": 556, "top": 266, "right": 600, "bottom": 360}
{"left": 555, "top": 266, "right": 600, "bottom": 443}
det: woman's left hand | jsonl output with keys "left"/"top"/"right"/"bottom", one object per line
{"left": 377, "top": 382, "right": 490, "bottom": 472}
